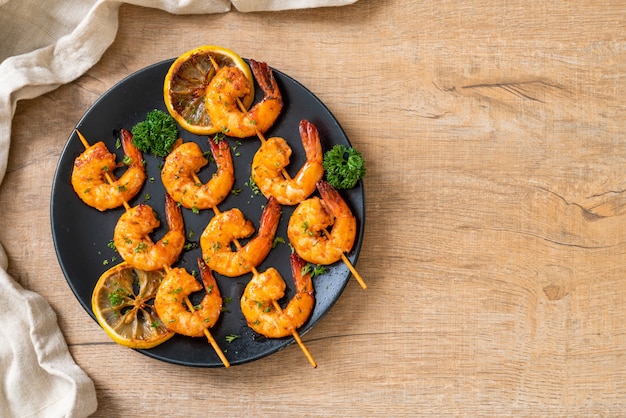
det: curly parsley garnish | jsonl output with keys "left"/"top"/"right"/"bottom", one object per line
{"left": 323, "top": 144, "right": 366, "bottom": 189}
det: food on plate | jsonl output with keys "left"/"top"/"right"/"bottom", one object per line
{"left": 205, "top": 59, "right": 283, "bottom": 138}
{"left": 200, "top": 196, "right": 280, "bottom": 277}
{"left": 131, "top": 109, "right": 179, "bottom": 157}
{"left": 113, "top": 193, "right": 186, "bottom": 271}
{"left": 287, "top": 180, "right": 356, "bottom": 265}
{"left": 91, "top": 262, "right": 175, "bottom": 348}
{"left": 161, "top": 137, "right": 234, "bottom": 211}
{"left": 251, "top": 119, "right": 324, "bottom": 205}
{"left": 71, "top": 129, "right": 146, "bottom": 211}
{"left": 66, "top": 46, "right": 364, "bottom": 366}
{"left": 154, "top": 258, "right": 222, "bottom": 338}
{"left": 163, "top": 45, "right": 254, "bottom": 135}
{"left": 241, "top": 253, "right": 314, "bottom": 338}
{"left": 323, "top": 144, "right": 367, "bottom": 190}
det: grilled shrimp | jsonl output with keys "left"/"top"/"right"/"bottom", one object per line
{"left": 161, "top": 138, "right": 234, "bottom": 211}
{"left": 71, "top": 129, "right": 146, "bottom": 211}
{"left": 155, "top": 258, "right": 222, "bottom": 337}
{"left": 200, "top": 197, "right": 280, "bottom": 277}
{"left": 287, "top": 181, "right": 356, "bottom": 265}
{"left": 205, "top": 60, "right": 282, "bottom": 138}
{"left": 251, "top": 120, "right": 324, "bottom": 205}
{"left": 113, "top": 193, "right": 186, "bottom": 271}
{"left": 241, "top": 253, "right": 314, "bottom": 338}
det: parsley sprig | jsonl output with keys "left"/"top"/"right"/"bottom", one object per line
{"left": 322, "top": 144, "right": 366, "bottom": 189}
{"left": 131, "top": 109, "right": 178, "bottom": 157}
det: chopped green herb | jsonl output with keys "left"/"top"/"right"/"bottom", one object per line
{"left": 131, "top": 109, "right": 178, "bottom": 157}
{"left": 272, "top": 236, "right": 286, "bottom": 248}
{"left": 108, "top": 287, "right": 129, "bottom": 306}
{"left": 302, "top": 263, "right": 327, "bottom": 278}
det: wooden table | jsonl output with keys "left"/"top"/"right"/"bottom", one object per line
{"left": 2, "top": 0, "right": 626, "bottom": 415}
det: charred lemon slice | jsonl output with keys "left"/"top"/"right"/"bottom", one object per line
{"left": 92, "top": 262, "right": 174, "bottom": 349}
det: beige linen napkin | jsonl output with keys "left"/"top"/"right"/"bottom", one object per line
{"left": 0, "top": 0, "right": 357, "bottom": 417}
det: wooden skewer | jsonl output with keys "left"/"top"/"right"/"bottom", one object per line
{"left": 248, "top": 263, "right": 317, "bottom": 369}
{"left": 176, "top": 267, "right": 230, "bottom": 368}
{"left": 76, "top": 129, "right": 230, "bottom": 368}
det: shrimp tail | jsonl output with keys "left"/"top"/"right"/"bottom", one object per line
{"left": 164, "top": 193, "right": 184, "bottom": 232}
{"left": 299, "top": 120, "right": 323, "bottom": 161}
{"left": 316, "top": 180, "right": 352, "bottom": 217}
{"left": 259, "top": 196, "right": 281, "bottom": 238}
{"left": 208, "top": 135, "right": 232, "bottom": 168}
{"left": 250, "top": 59, "right": 282, "bottom": 101}
{"left": 290, "top": 253, "right": 314, "bottom": 295}
{"left": 120, "top": 128, "right": 143, "bottom": 168}
{"left": 198, "top": 257, "right": 221, "bottom": 297}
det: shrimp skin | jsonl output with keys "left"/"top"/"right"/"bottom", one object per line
{"left": 205, "top": 59, "right": 282, "bottom": 138}
{"left": 241, "top": 253, "right": 314, "bottom": 338}
{"left": 113, "top": 193, "right": 186, "bottom": 271}
{"left": 161, "top": 139, "right": 234, "bottom": 210}
{"left": 251, "top": 120, "right": 324, "bottom": 205}
{"left": 71, "top": 129, "right": 146, "bottom": 211}
{"left": 155, "top": 258, "right": 222, "bottom": 338}
{"left": 200, "top": 197, "right": 281, "bottom": 277}
{"left": 287, "top": 181, "right": 357, "bottom": 265}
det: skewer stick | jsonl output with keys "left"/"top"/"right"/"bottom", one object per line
{"left": 248, "top": 264, "right": 317, "bottom": 369}
{"left": 179, "top": 272, "right": 230, "bottom": 368}
{"left": 76, "top": 129, "right": 229, "bottom": 367}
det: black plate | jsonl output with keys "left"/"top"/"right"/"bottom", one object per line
{"left": 50, "top": 59, "right": 365, "bottom": 367}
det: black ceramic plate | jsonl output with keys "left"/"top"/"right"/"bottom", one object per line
{"left": 51, "top": 59, "right": 365, "bottom": 367}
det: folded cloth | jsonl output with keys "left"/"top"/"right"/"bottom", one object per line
{"left": 231, "top": 0, "right": 358, "bottom": 12}
{"left": 0, "top": 0, "right": 356, "bottom": 417}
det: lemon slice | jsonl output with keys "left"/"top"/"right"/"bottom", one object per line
{"left": 92, "top": 262, "right": 174, "bottom": 349}
{"left": 163, "top": 45, "right": 254, "bottom": 135}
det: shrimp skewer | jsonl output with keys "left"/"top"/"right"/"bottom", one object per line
{"left": 288, "top": 180, "right": 356, "bottom": 264}
{"left": 76, "top": 130, "right": 230, "bottom": 366}
{"left": 72, "top": 129, "right": 146, "bottom": 211}
{"left": 200, "top": 197, "right": 281, "bottom": 277}
{"left": 161, "top": 138, "right": 235, "bottom": 211}
{"left": 155, "top": 258, "right": 222, "bottom": 337}
{"left": 251, "top": 120, "right": 324, "bottom": 206}
{"left": 205, "top": 59, "right": 282, "bottom": 138}
{"left": 288, "top": 180, "right": 366, "bottom": 289}
{"left": 241, "top": 253, "right": 314, "bottom": 338}
{"left": 113, "top": 193, "right": 186, "bottom": 272}
{"left": 204, "top": 53, "right": 317, "bottom": 363}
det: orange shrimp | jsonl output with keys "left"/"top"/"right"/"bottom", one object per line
{"left": 71, "top": 129, "right": 146, "bottom": 211}
{"left": 113, "top": 193, "right": 186, "bottom": 271}
{"left": 241, "top": 253, "right": 314, "bottom": 338}
{"left": 205, "top": 60, "right": 282, "bottom": 138}
{"left": 287, "top": 181, "right": 356, "bottom": 265}
{"left": 161, "top": 138, "right": 234, "bottom": 210}
{"left": 251, "top": 120, "right": 324, "bottom": 205}
{"left": 200, "top": 197, "right": 281, "bottom": 277}
{"left": 155, "top": 258, "right": 222, "bottom": 337}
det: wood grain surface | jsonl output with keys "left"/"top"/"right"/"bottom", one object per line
{"left": 2, "top": 0, "right": 626, "bottom": 415}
